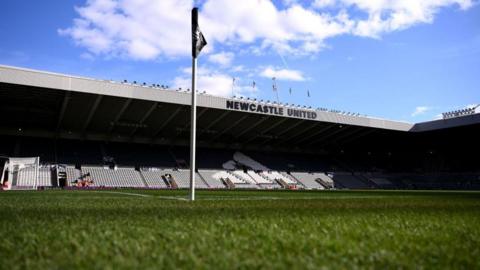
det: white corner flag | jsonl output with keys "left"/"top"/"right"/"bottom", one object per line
{"left": 190, "top": 7, "right": 207, "bottom": 201}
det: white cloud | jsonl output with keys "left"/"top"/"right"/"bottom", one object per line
{"left": 60, "top": 0, "right": 193, "bottom": 60}
{"left": 59, "top": 0, "right": 352, "bottom": 59}
{"left": 231, "top": 65, "right": 245, "bottom": 73}
{"left": 172, "top": 67, "right": 256, "bottom": 97}
{"left": 208, "top": 51, "right": 234, "bottom": 67}
{"left": 60, "top": 0, "right": 474, "bottom": 60}
{"left": 313, "top": 0, "right": 337, "bottom": 8}
{"left": 411, "top": 106, "right": 430, "bottom": 117}
{"left": 282, "top": 0, "right": 299, "bottom": 6}
{"left": 260, "top": 66, "right": 306, "bottom": 81}
{"left": 337, "top": 0, "right": 475, "bottom": 38}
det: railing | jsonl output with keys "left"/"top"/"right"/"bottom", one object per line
{"left": 442, "top": 105, "right": 478, "bottom": 119}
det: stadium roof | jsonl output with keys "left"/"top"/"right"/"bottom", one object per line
{"left": 1, "top": 65, "right": 479, "bottom": 153}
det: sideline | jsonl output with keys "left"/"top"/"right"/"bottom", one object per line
{"left": 155, "top": 195, "right": 189, "bottom": 201}
{"left": 80, "top": 191, "right": 413, "bottom": 201}
{"left": 90, "top": 190, "right": 153, "bottom": 198}
{"left": 90, "top": 190, "right": 189, "bottom": 201}
{"left": 196, "top": 195, "right": 396, "bottom": 201}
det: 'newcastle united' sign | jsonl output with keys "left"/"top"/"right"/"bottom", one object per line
{"left": 226, "top": 100, "right": 317, "bottom": 120}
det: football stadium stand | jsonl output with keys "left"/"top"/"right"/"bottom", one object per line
{"left": 198, "top": 170, "right": 228, "bottom": 189}
{"left": 233, "top": 152, "right": 269, "bottom": 171}
{"left": 290, "top": 172, "right": 327, "bottom": 189}
{"left": 81, "top": 166, "right": 144, "bottom": 188}
{"left": 159, "top": 169, "right": 208, "bottom": 189}
{"left": 16, "top": 167, "right": 38, "bottom": 188}
{"left": 0, "top": 65, "right": 479, "bottom": 190}
{"left": 38, "top": 167, "right": 52, "bottom": 187}
{"left": 140, "top": 169, "right": 170, "bottom": 188}
{"left": 246, "top": 170, "right": 276, "bottom": 185}
{"left": 65, "top": 166, "right": 81, "bottom": 183}
{"left": 331, "top": 172, "right": 372, "bottom": 189}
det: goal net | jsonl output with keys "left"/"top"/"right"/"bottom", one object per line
{"left": 1, "top": 157, "right": 40, "bottom": 190}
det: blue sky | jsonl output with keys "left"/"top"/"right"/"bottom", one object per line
{"left": 0, "top": 0, "right": 479, "bottom": 122}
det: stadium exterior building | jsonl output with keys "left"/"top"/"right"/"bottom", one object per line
{"left": 0, "top": 65, "right": 479, "bottom": 190}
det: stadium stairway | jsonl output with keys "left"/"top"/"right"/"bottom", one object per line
{"left": 289, "top": 172, "right": 326, "bottom": 190}
{"left": 332, "top": 172, "right": 370, "bottom": 189}
{"left": 195, "top": 171, "right": 212, "bottom": 189}
{"left": 282, "top": 172, "right": 304, "bottom": 188}
{"left": 363, "top": 173, "right": 396, "bottom": 189}
{"left": 355, "top": 173, "right": 379, "bottom": 189}
{"left": 316, "top": 173, "right": 334, "bottom": 189}
{"left": 332, "top": 158, "right": 377, "bottom": 189}
{"left": 225, "top": 171, "right": 257, "bottom": 189}
{"left": 166, "top": 174, "right": 178, "bottom": 189}
{"left": 275, "top": 178, "right": 290, "bottom": 189}
{"left": 160, "top": 169, "right": 209, "bottom": 189}
{"left": 138, "top": 170, "right": 149, "bottom": 188}
{"left": 140, "top": 170, "right": 169, "bottom": 188}
{"left": 223, "top": 178, "right": 236, "bottom": 189}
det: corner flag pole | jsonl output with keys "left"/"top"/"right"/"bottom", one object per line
{"left": 190, "top": 54, "right": 197, "bottom": 201}
{"left": 190, "top": 7, "right": 207, "bottom": 201}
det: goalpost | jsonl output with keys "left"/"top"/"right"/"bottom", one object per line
{"left": 2, "top": 157, "right": 40, "bottom": 190}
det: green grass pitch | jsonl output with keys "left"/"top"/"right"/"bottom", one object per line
{"left": 0, "top": 189, "right": 479, "bottom": 269}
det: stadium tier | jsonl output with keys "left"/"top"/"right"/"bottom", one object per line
{"left": 0, "top": 65, "right": 479, "bottom": 190}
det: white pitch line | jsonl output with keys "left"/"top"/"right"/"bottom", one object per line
{"left": 88, "top": 191, "right": 403, "bottom": 201}
{"left": 196, "top": 195, "right": 397, "bottom": 201}
{"left": 198, "top": 196, "right": 344, "bottom": 201}
{"left": 90, "top": 191, "right": 189, "bottom": 201}
{"left": 90, "top": 190, "right": 153, "bottom": 198}
{"left": 155, "top": 195, "right": 189, "bottom": 201}
{"left": 198, "top": 196, "right": 301, "bottom": 201}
